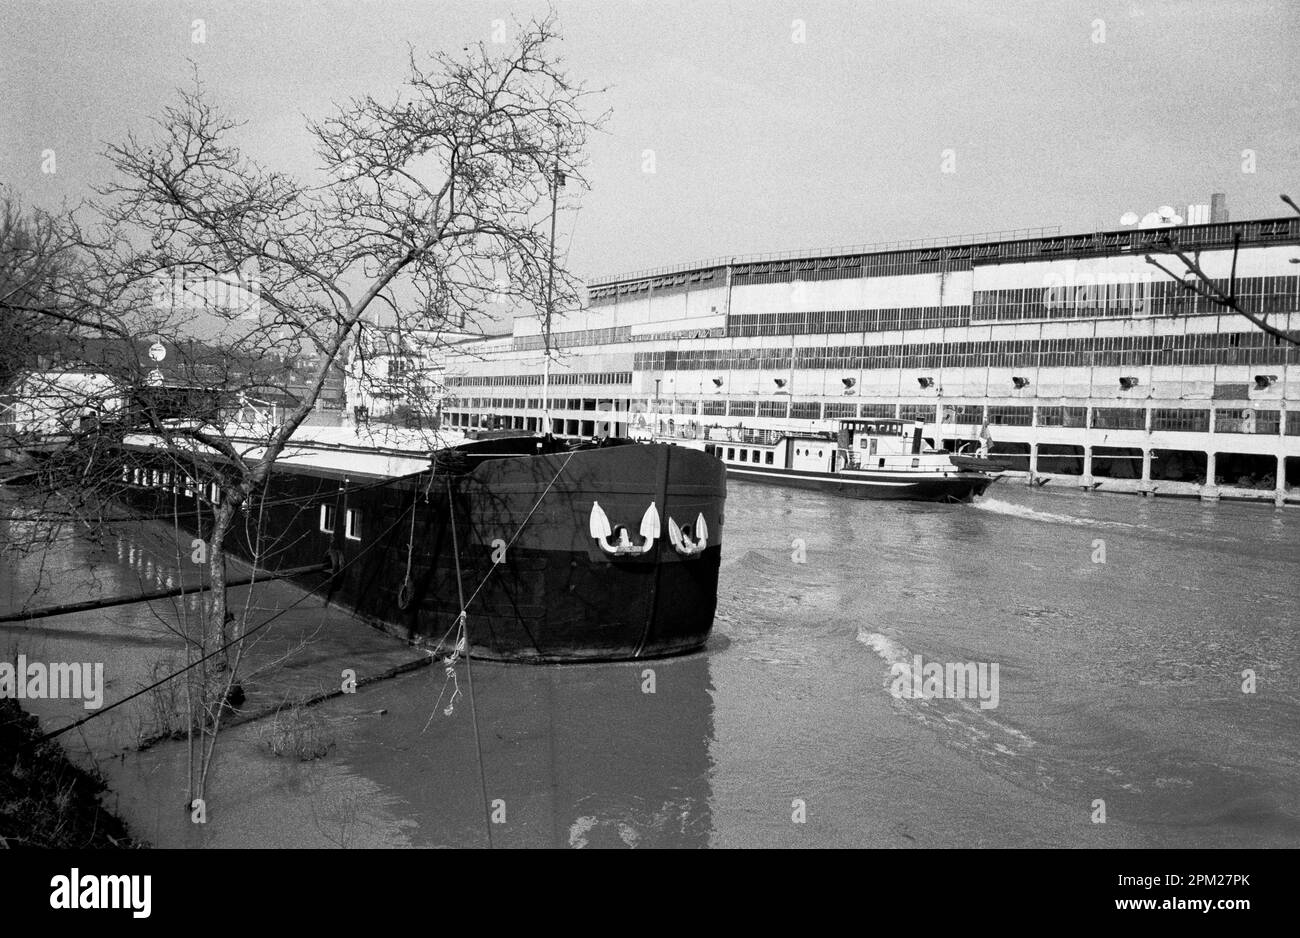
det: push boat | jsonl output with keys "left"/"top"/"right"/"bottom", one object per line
{"left": 634, "top": 417, "right": 1002, "bottom": 502}
{"left": 114, "top": 429, "right": 726, "bottom": 663}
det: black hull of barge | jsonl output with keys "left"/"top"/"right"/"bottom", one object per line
{"left": 115, "top": 439, "right": 726, "bottom": 663}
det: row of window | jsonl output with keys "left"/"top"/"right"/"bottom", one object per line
{"left": 440, "top": 402, "right": 1300, "bottom": 440}
{"left": 731, "top": 256, "right": 957, "bottom": 287}
{"left": 590, "top": 269, "right": 717, "bottom": 304}
{"left": 122, "top": 462, "right": 365, "bottom": 539}
{"left": 972, "top": 276, "right": 1300, "bottom": 323}
{"left": 122, "top": 465, "right": 223, "bottom": 504}
{"left": 447, "top": 371, "right": 633, "bottom": 388}
{"left": 511, "top": 326, "right": 633, "bottom": 351}
{"left": 453, "top": 397, "right": 623, "bottom": 411}
{"left": 633, "top": 330, "right": 1297, "bottom": 372}
{"left": 719, "top": 447, "right": 778, "bottom": 465}
{"left": 729, "top": 306, "right": 971, "bottom": 337}
{"left": 464, "top": 400, "right": 1300, "bottom": 435}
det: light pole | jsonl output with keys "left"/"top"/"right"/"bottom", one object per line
{"left": 542, "top": 125, "right": 563, "bottom": 437}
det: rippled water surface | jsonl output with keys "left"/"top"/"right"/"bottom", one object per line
{"left": 2, "top": 480, "right": 1297, "bottom": 847}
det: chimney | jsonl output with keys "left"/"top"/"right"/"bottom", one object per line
{"left": 1210, "top": 192, "right": 1228, "bottom": 223}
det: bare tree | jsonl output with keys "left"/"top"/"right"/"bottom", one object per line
{"left": 2, "top": 13, "right": 603, "bottom": 805}
{"left": 1144, "top": 194, "right": 1300, "bottom": 346}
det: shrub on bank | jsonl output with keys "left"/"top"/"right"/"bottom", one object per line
{"left": 0, "top": 698, "right": 144, "bottom": 848}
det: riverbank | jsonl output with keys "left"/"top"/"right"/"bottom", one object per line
{"left": 0, "top": 698, "right": 143, "bottom": 848}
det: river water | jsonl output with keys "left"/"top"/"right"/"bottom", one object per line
{"left": 2, "top": 480, "right": 1297, "bottom": 848}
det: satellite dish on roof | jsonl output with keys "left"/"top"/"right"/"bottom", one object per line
{"left": 1138, "top": 212, "right": 1163, "bottom": 229}
{"left": 1157, "top": 205, "right": 1176, "bottom": 219}
{"left": 1120, "top": 211, "right": 1140, "bottom": 226}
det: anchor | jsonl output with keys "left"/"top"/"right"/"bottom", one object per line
{"left": 589, "top": 500, "right": 660, "bottom": 555}
{"left": 668, "top": 513, "right": 709, "bottom": 557}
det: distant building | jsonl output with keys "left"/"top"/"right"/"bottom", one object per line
{"left": 439, "top": 211, "right": 1300, "bottom": 504}
{"left": 1, "top": 369, "right": 125, "bottom": 438}
{"left": 343, "top": 323, "right": 489, "bottom": 426}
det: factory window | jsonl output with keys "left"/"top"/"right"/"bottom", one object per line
{"left": 345, "top": 509, "right": 362, "bottom": 541}
{"left": 1036, "top": 406, "right": 1087, "bottom": 428}
{"left": 1092, "top": 408, "right": 1147, "bottom": 431}
{"left": 986, "top": 406, "right": 1033, "bottom": 427}
{"left": 1151, "top": 409, "right": 1209, "bottom": 433}
{"left": 209, "top": 482, "right": 220, "bottom": 505}
{"left": 184, "top": 476, "right": 194, "bottom": 497}
{"left": 739, "top": 449, "right": 748, "bottom": 462}
{"left": 765, "top": 452, "right": 774, "bottom": 465}
{"left": 1215, "top": 408, "right": 1280, "bottom": 435}
{"left": 727, "top": 448, "right": 735, "bottom": 460}
{"left": 320, "top": 504, "right": 336, "bottom": 534}
{"left": 121, "top": 464, "right": 130, "bottom": 483}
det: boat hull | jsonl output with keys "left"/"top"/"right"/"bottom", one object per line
{"left": 114, "top": 438, "right": 726, "bottom": 662}
{"left": 723, "top": 463, "right": 995, "bottom": 502}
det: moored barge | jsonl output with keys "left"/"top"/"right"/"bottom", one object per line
{"left": 115, "top": 430, "right": 726, "bottom": 662}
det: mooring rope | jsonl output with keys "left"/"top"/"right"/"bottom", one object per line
{"left": 445, "top": 475, "right": 494, "bottom": 850}
{"left": 396, "top": 491, "right": 419, "bottom": 610}
{"left": 457, "top": 449, "right": 577, "bottom": 614}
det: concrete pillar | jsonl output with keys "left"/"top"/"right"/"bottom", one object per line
{"left": 1140, "top": 449, "right": 1155, "bottom": 496}
{"left": 1202, "top": 450, "right": 1220, "bottom": 501}
{"left": 1081, "top": 445, "right": 1094, "bottom": 490}
{"left": 1277, "top": 454, "right": 1287, "bottom": 508}
{"left": 1028, "top": 442, "right": 1039, "bottom": 484}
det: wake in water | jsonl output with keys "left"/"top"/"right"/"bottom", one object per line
{"left": 857, "top": 628, "right": 1036, "bottom": 754}
{"left": 973, "top": 496, "right": 1139, "bottom": 529}
{"left": 852, "top": 627, "right": 1267, "bottom": 824}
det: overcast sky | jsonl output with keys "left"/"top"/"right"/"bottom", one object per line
{"left": 3, "top": 0, "right": 1297, "bottom": 285}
